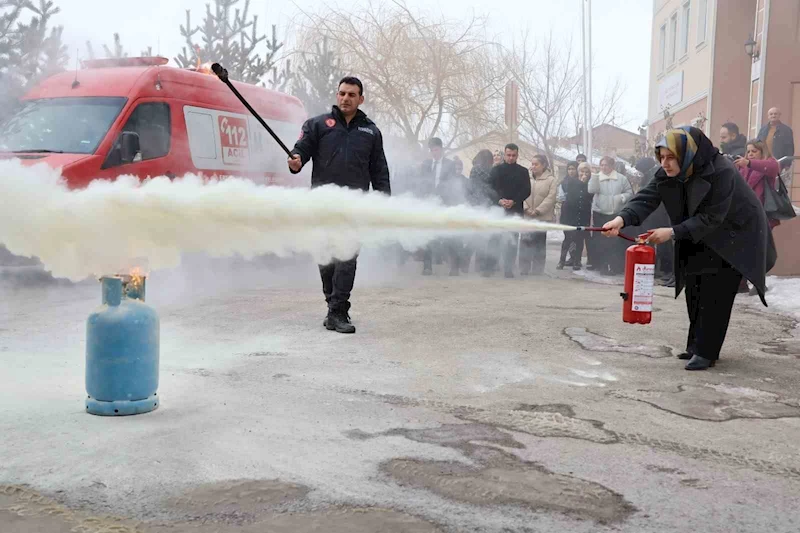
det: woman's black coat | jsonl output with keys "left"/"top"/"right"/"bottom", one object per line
{"left": 619, "top": 152, "right": 777, "bottom": 306}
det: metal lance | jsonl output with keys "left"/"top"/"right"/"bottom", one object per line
{"left": 210, "top": 62, "right": 293, "bottom": 157}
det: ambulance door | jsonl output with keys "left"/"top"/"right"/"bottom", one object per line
{"left": 100, "top": 101, "right": 174, "bottom": 180}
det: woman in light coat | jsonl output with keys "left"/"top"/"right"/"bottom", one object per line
{"left": 587, "top": 156, "right": 634, "bottom": 275}
{"left": 520, "top": 154, "right": 558, "bottom": 275}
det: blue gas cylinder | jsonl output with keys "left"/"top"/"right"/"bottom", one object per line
{"left": 85, "top": 275, "right": 160, "bottom": 416}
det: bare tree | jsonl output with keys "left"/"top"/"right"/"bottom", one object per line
{"left": 567, "top": 76, "right": 626, "bottom": 152}
{"left": 507, "top": 31, "right": 580, "bottom": 165}
{"left": 298, "top": 1, "right": 505, "bottom": 153}
{"left": 506, "top": 31, "right": 626, "bottom": 163}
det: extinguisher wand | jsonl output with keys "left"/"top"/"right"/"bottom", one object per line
{"left": 210, "top": 63, "right": 294, "bottom": 158}
{"left": 574, "top": 227, "right": 638, "bottom": 243}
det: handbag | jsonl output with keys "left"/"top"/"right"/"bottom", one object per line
{"left": 762, "top": 175, "right": 796, "bottom": 221}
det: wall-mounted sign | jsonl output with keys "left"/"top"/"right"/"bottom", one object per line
{"left": 658, "top": 71, "right": 684, "bottom": 110}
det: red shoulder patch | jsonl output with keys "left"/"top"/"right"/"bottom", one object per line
{"left": 325, "top": 118, "right": 336, "bottom": 128}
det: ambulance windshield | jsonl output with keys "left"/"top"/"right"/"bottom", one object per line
{"left": 0, "top": 97, "right": 126, "bottom": 155}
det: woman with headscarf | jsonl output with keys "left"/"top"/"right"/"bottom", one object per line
{"left": 602, "top": 127, "right": 776, "bottom": 371}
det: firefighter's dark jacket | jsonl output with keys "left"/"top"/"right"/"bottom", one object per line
{"left": 290, "top": 106, "right": 391, "bottom": 194}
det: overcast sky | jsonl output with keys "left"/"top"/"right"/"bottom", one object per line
{"left": 52, "top": 0, "right": 651, "bottom": 132}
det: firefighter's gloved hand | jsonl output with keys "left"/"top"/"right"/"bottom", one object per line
{"left": 601, "top": 216, "right": 624, "bottom": 237}
{"left": 288, "top": 154, "right": 303, "bottom": 172}
{"left": 643, "top": 228, "right": 673, "bottom": 245}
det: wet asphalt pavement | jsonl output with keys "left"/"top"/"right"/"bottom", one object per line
{"left": 2, "top": 247, "right": 800, "bottom": 532}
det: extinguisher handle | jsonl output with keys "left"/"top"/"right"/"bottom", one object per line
{"left": 576, "top": 227, "right": 637, "bottom": 243}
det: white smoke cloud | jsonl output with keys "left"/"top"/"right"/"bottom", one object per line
{"left": 0, "top": 160, "right": 576, "bottom": 280}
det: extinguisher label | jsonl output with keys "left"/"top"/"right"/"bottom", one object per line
{"left": 632, "top": 263, "right": 655, "bottom": 312}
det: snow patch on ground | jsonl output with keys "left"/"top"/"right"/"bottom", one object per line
{"left": 761, "top": 276, "right": 800, "bottom": 322}
{"left": 570, "top": 268, "right": 623, "bottom": 286}
{"left": 704, "top": 383, "right": 779, "bottom": 401}
{"left": 570, "top": 369, "right": 618, "bottom": 382}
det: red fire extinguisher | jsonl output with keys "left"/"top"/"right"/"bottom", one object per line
{"left": 620, "top": 239, "right": 657, "bottom": 325}
{"left": 577, "top": 227, "right": 658, "bottom": 324}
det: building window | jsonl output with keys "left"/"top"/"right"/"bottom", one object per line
{"left": 681, "top": 1, "right": 691, "bottom": 57}
{"left": 749, "top": 79, "right": 761, "bottom": 139}
{"left": 669, "top": 13, "right": 678, "bottom": 65}
{"left": 697, "top": 0, "right": 708, "bottom": 45}
{"left": 659, "top": 24, "right": 667, "bottom": 72}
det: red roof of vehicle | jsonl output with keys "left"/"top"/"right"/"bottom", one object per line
{"left": 24, "top": 60, "right": 306, "bottom": 124}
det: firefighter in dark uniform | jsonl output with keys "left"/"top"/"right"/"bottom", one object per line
{"left": 288, "top": 76, "right": 391, "bottom": 334}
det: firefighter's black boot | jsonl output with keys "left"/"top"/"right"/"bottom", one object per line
{"left": 326, "top": 303, "right": 356, "bottom": 334}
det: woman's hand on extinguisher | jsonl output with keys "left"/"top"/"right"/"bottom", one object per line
{"left": 643, "top": 228, "right": 673, "bottom": 244}
{"left": 601, "top": 216, "right": 625, "bottom": 237}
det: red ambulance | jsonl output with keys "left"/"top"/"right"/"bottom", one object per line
{"left": 0, "top": 56, "right": 308, "bottom": 189}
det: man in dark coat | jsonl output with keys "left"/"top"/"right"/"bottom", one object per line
{"left": 419, "top": 137, "right": 456, "bottom": 275}
{"left": 758, "top": 107, "right": 795, "bottom": 170}
{"left": 603, "top": 127, "right": 776, "bottom": 371}
{"left": 420, "top": 137, "right": 456, "bottom": 197}
{"left": 719, "top": 122, "right": 748, "bottom": 159}
{"left": 289, "top": 76, "right": 391, "bottom": 334}
{"left": 488, "top": 143, "right": 532, "bottom": 278}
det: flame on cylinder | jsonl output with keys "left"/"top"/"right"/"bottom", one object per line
{"left": 129, "top": 267, "right": 146, "bottom": 293}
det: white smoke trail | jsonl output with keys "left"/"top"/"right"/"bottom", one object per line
{"left": 0, "top": 160, "right": 577, "bottom": 280}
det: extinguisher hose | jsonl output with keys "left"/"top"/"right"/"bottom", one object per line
{"left": 575, "top": 227, "right": 637, "bottom": 243}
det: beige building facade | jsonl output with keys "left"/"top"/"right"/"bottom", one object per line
{"left": 647, "top": 0, "right": 800, "bottom": 275}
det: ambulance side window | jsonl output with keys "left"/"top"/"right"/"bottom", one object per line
{"left": 104, "top": 102, "right": 171, "bottom": 167}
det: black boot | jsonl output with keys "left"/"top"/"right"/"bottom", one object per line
{"left": 326, "top": 304, "right": 356, "bottom": 334}
{"left": 685, "top": 355, "right": 715, "bottom": 370}
{"left": 556, "top": 262, "right": 565, "bottom": 270}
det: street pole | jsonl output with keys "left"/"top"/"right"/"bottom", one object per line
{"left": 586, "top": 0, "right": 593, "bottom": 163}
{"left": 581, "top": 0, "right": 588, "bottom": 154}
